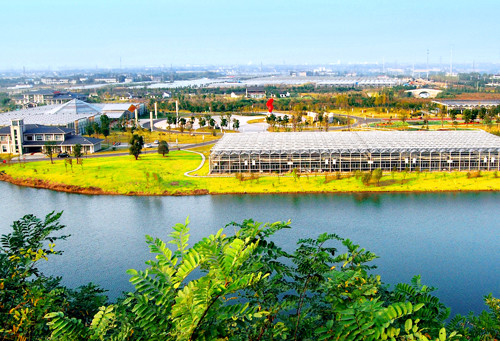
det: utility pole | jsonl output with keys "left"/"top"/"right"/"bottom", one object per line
{"left": 175, "top": 100, "right": 179, "bottom": 127}
{"left": 150, "top": 111, "right": 154, "bottom": 132}
{"left": 154, "top": 102, "right": 158, "bottom": 120}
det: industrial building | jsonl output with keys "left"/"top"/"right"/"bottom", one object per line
{"left": 209, "top": 131, "right": 500, "bottom": 174}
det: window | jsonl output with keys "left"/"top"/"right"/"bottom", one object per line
{"left": 2, "top": 146, "right": 7, "bottom": 153}
{"left": 35, "top": 135, "right": 43, "bottom": 141}
{"left": 25, "top": 135, "right": 33, "bottom": 141}
{"left": 0, "top": 135, "right": 5, "bottom": 141}
{"left": 46, "top": 135, "right": 53, "bottom": 140}
{"left": 55, "top": 134, "right": 63, "bottom": 141}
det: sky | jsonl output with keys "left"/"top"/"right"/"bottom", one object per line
{"left": 2, "top": 0, "right": 500, "bottom": 70}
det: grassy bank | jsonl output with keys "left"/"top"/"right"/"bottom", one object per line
{"left": 1, "top": 149, "right": 499, "bottom": 195}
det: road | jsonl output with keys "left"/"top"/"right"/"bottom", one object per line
{"left": 145, "top": 113, "right": 382, "bottom": 133}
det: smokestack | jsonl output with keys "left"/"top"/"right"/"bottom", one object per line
{"left": 154, "top": 102, "right": 158, "bottom": 120}
{"left": 134, "top": 109, "right": 138, "bottom": 127}
{"left": 150, "top": 111, "right": 153, "bottom": 132}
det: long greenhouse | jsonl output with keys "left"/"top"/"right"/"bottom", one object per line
{"left": 209, "top": 131, "right": 500, "bottom": 174}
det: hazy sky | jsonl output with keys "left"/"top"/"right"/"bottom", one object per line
{"left": 2, "top": 0, "right": 499, "bottom": 69}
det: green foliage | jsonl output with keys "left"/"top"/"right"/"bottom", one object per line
{"left": 100, "top": 114, "right": 110, "bottom": 138}
{"left": 129, "top": 134, "right": 144, "bottom": 160}
{"left": 44, "top": 140, "right": 57, "bottom": 164}
{"left": 73, "top": 143, "right": 83, "bottom": 163}
{"left": 3, "top": 214, "right": 498, "bottom": 340}
{"left": 291, "top": 167, "right": 300, "bottom": 181}
{"left": 389, "top": 275, "right": 450, "bottom": 333}
{"left": 372, "top": 168, "right": 383, "bottom": 185}
{"left": 0, "top": 212, "right": 106, "bottom": 341}
{"left": 448, "top": 294, "right": 500, "bottom": 340}
{"left": 361, "top": 171, "right": 372, "bottom": 185}
{"left": 158, "top": 140, "right": 169, "bottom": 156}
{"left": 85, "top": 123, "right": 95, "bottom": 137}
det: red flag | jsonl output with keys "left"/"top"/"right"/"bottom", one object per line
{"left": 128, "top": 104, "right": 136, "bottom": 112}
{"left": 266, "top": 98, "right": 274, "bottom": 113}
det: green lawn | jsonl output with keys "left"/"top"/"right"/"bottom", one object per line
{"left": 1, "top": 151, "right": 499, "bottom": 195}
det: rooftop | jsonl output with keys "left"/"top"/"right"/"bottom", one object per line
{"left": 211, "top": 131, "right": 500, "bottom": 155}
{"left": 0, "top": 99, "right": 101, "bottom": 126}
{"left": 432, "top": 100, "right": 500, "bottom": 107}
{"left": 0, "top": 124, "right": 73, "bottom": 135}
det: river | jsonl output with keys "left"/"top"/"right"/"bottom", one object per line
{"left": 0, "top": 181, "right": 498, "bottom": 316}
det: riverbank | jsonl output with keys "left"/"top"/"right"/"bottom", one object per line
{"left": 1, "top": 150, "right": 499, "bottom": 195}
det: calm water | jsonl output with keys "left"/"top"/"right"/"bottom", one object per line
{"left": 1, "top": 181, "right": 499, "bottom": 316}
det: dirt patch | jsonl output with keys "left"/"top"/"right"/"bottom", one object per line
{"left": 0, "top": 173, "right": 108, "bottom": 195}
{"left": 378, "top": 179, "right": 398, "bottom": 186}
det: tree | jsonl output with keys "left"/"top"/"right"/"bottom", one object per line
{"left": 100, "top": 115, "right": 110, "bottom": 142}
{"left": 463, "top": 109, "right": 473, "bottom": 125}
{"left": 199, "top": 117, "right": 206, "bottom": 129}
{"left": 0, "top": 212, "right": 106, "bottom": 340}
{"left": 73, "top": 143, "right": 83, "bottom": 164}
{"left": 158, "top": 140, "right": 169, "bottom": 157}
{"left": 44, "top": 141, "right": 56, "bottom": 164}
{"left": 209, "top": 118, "right": 216, "bottom": 136}
{"left": 372, "top": 168, "right": 383, "bottom": 185}
{"left": 283, "top": 114, "right": 290, "bottom": 130}
{"left": 439, "top": 107, "right": 447, "bottom": 127}
{"left": 317, "top": 113, "right": 324, "bottom": 131}
{"left": 43, "top": 218, "right": 468, "bottom": 341}
{"left": 220, "top": 117, "right": 228, "bottom": 130}
{"left": 92, "top": 122, "right": 101, "bottom": 137}
{"left": 179, "top": 118, "right": 187, "bottom": 133}
{"left": 266, "top": 113, "right": 277, "bottom": 131}
{"left": 232, "top": 118, "right": 240, "bottom": 130}
{"left": 167, "top": 116, "right": 174, "bottom": 131}
{"left": 400, "top": 111, "right": 408, "bottom": 130}
{"left": 85, "top": 124, "right": 94, "bottom": 137}
{"left": 129, "top": 134, "right": 144, "bottom": 160}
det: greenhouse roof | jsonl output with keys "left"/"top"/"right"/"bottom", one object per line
{"left": 211, "top": 131, "right": 500, "bottom": 155}
{"left": 0, "top": 99, "right": 101, "bottom": 126}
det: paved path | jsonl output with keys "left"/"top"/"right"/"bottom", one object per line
{"left": 7, "top": 141, "right": 217, "bottom": 164}
{"left": 147, "top": 113, "right": 381, "bottom": 133}
{"left": 183, "top": 150, "right": 206, "bottom": 177}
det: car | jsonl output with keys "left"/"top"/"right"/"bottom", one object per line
{"left": 153, "top": 140, "right": 159, "bottom": 145}
{"left": 144, "top": 143, "right": 153, "bottom": 148}
{"left": 57, "top": 152, "right": 70, "bottom": 158}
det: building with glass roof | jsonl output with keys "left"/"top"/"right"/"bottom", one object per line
{"left": 432, "top": 100, "right": 500, "bottom": 109}
{"left": 0, "top": 99, "right": 144, "bottom": 134}
{"left": 0, "top": 99, "right": 101, "bottom": 134}
{"left": 209, "top": 131, "right": 500, "bottom": 174}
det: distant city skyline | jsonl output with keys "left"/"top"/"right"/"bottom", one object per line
{"left": 3, "top": 0, "right": 500, "bottom": 70}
